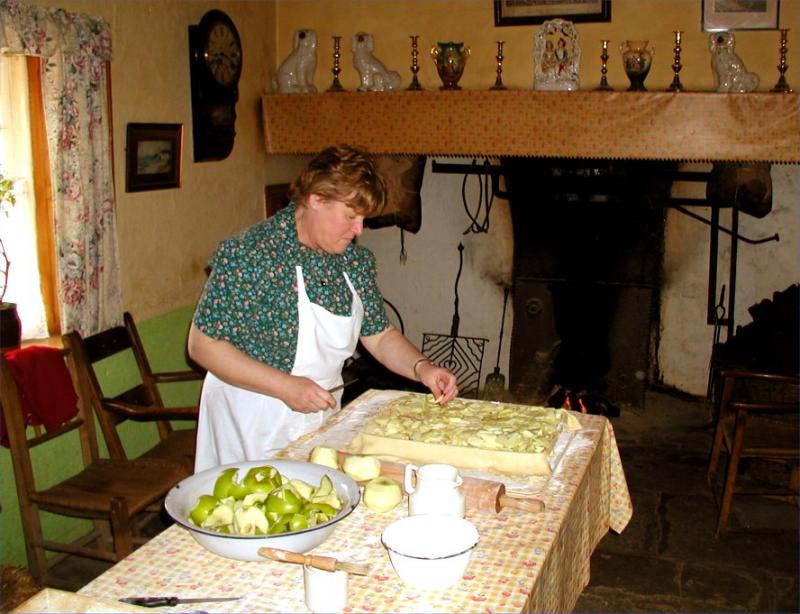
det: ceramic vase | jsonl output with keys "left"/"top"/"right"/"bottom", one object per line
{"left": 431, "top": 42, "right": 470, "bottom": 90}
{"left": 620, "top": 40, "right": 654, "bottom": 91}
{"left": 0, "top": 302, "right": 22, "bottom": 352}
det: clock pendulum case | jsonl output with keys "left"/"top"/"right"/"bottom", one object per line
{"left": 188, "top": 10, "right": 242, "bottom": 162}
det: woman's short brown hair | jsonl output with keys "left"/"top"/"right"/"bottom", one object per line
{"left": 290, "top": 144, "right": 387, "bottom": 217}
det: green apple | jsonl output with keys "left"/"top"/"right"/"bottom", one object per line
{"left": 266, "top": 486, "right": 302, "bottom": 515}
{"left": 243, "top": 465, "right": 280, "bottom": 494}
{"left": 342, "top": 455, "right": 382, "bottom": 481}
{"left": 213, "top": 467, "right": 249, "bottom": 499}
{"left": 309, "top": 446, "right": 339, "bottom": 469}
{"left": 303, "top": 502, "right": 337, "bottom": 516}
{"left": 362, "top": 477, "right": 403, "bottom": 513}
{"left": 288, "top": 513, "right": 309, "bottom": 532}
{"left": 189, "top": 494, "right": 218, "bottom": 526}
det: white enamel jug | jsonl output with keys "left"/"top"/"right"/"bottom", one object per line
{"left": 404, "top": 463, "right": 465, "bottom": 517}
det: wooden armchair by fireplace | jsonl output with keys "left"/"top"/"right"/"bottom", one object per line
{"left": 707, "top": 368, "right": 800, "bottom": 535}
{"left": 63, "top": 312, "right": 202, "bottom": 474}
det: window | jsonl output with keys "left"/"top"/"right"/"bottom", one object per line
{"left": 0, "top": 53, "right": 54, "bottom": 340}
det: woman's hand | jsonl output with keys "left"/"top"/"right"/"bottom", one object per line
{"left": 416, "top": 360, "right": 458, "bottom": 404}
{"left": 188, "top": 325, "right": 336, "bottom": 412}
{"left": 360, "top": 325, "right": 459, "bottom": 404}
{"left": 279, "top": 376, "right": 337, "bottom": 413}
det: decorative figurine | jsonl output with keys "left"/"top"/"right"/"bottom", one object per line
{"left": 408, "top": 35, "right": 423, "bottom": 90}
{"left": 620, "top": 40, "right": 654, "bottom": 91}
{"left": 431, "top": 41, "right": 470, "bottom": 90}
{"left": 595, "top": 39, "right": 612, "bottom": 91}
{"left": 273, "top": 29, "right": 317, "bottom": 93}
{"left": 668, "top": 30, "right": 684, "bottom": 92}
{"left": 709, "top": 32, "right": 758, "bottom": 93}
{"left": 771, "top": 29, "right": 793, "bottom": 93}
{"left": 351, "top": 32, "right": 402, "bottom": 91}
{"left": 534, "top": 19, "right": 580, "bottom": 91}
{"left": 491, "top": 40, "right": 507, "bottom": 90}
{"left": 327, "top": 35, "right": 345, "bottom": 92}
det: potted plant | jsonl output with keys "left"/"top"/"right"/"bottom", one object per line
{"left": 0, "top": 170, "right": 21, "bottom": 351}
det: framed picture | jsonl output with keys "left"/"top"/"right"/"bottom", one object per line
{"left": 494, "top": 0, "right": 610, "bottom": 26}
{"left": 125, "top": 123, "right": 183, "bottom": 192}
{"left": 702, "top": 0, "right": 780, "bottom": 31}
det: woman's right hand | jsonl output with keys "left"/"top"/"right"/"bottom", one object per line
{"left": 280, "top": 375, "right": 337, "bottom": 413}
{"left": 188, "top": 326, "right": 336, "bottom": 413}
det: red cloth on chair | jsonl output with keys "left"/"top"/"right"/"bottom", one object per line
{"left": 1, "top": 346, "right": 79, "bottom": 447}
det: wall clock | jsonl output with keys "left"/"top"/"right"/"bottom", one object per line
{"left": 189, "top": 9, "right": 242, "bottom": 162}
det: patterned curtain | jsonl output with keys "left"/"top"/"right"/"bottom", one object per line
{"left": 0, "top": 0, "right": 121, "bottom": 336}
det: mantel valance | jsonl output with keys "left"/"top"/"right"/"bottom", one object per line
{"left": 262, "top": 90, "right": 800, "bottom": 164}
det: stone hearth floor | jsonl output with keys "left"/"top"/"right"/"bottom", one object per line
{"left": 4, "top": 389, "right": 798, "bottom": 612}
{"left": 575, "top": 389, "right": 799, "bottom": 613}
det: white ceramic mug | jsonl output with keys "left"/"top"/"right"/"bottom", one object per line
{"left": 304, "top": 564, "right": 348, "bottom": 613}
{"left": 404, "top": 463, "right": 465, "bottom": 517}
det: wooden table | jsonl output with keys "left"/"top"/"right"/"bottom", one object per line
{"left": 79, "top": 390, "right": 632, "bottom": 613}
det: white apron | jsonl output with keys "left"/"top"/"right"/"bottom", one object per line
{"left": 194, "top": 266, "right": 364, "bottom": 472}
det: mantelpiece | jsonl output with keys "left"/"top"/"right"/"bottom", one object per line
{"left": 262, "top": 90, "right": 800, "bottom": 163}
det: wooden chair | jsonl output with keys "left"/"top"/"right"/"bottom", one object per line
{"left": 63, "top": 312, "right": 202, "bottom": 474}
{"left": 707, "top": 368, "right": 800, "bottom": 535}
{"left": 0, "top": 347, "right": 187, "bottom": 586}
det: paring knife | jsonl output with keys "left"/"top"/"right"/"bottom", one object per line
{"left": 120, "top": 596, "right": 242, "bottom": 608}
{"left": 326, "top": 377, "right": 359, "bottom": 393}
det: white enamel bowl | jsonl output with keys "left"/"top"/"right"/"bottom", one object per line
{"left": 164, "top": 460, "right": 360, "bottom": 561}
{"left": 381, "top": 514, "right": 480, "bottom": 590}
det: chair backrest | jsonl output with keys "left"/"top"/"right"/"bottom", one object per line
{"left": 63, "top": 313, "right": 173, "bottom": 461}
{"left": 0, "top": 347, "right": 99, "bottom": 498}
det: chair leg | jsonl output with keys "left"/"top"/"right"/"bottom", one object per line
{"left": 20, "top": 502, "right": 49, "bottom": 585}
{"left": 717, "top": 411, "right": 748, "bottom": 536}
{"left": 707, "top": 414, "right": 726, "bottom": 489}
{"left": 109, "top": 497, "right": 134, "bottom": 560}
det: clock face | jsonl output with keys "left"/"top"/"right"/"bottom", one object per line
{"left": 203, "top": 20, "right": 242, "bottom": 87}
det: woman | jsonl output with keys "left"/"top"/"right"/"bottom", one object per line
{"left": 189, "top": 145, "right": 458, "bottom": 472}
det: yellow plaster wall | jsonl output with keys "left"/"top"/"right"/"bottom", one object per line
{"left": 25, "top": 0, "right": 293, "bottom": 322}
{"left": 275, "top": 0, "right": 798, "bottom": 93}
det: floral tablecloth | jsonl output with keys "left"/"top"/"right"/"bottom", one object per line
{"left": 79, "top": 390, "right": 632, "bottom": 613}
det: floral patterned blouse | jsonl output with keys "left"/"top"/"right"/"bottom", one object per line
{"left": 193, "top": 203, "right": 389, "bottom": 371}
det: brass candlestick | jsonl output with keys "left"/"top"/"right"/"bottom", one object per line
{"left": 771, "top": 29, "right": 793, "bottom": 93}
{"left": 491, "top": 40, "right": 507, "bottom": 90}
{"left": 327, "top": 35, "right": 345, "bottom": 92}
{"left": 407, "top": 35, "right": 423, "bottom": 90}
{"left": 595, "top": 39, "right": 612, "bottom": 90}
{"left": 668, "top": 30, "right": 684, "bottom": 92}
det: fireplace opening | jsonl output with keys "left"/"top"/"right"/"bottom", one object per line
{"left": 503, "top": 157, "right": 676, "bottom": 411}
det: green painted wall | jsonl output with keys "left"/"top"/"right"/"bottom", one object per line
{"left": 0, "top": 305, "right": 202, "bottom": 568}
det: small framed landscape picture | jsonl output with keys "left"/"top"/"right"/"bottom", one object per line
{"left": 702, "top": 0, "right": 780, "bottom": 31}
{"left": 494, "top": 0, "right": 610, "bottom": 26}
{"left": 125, "top": 123, "right": 183, "bottom": 192}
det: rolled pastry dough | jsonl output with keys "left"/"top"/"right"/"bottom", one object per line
{"left": 347, "top": 393, "right": 580, "bottom": 476}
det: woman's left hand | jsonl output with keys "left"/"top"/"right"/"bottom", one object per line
{"left": 417, "top": 361, "right": 458, "bottom": 404}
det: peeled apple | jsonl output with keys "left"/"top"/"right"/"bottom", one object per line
{"left": 201, "top": 499, "right": 234, "bottom": 529}
{"left": 309, "top": 446, "right": 339, "bottom": 469}
{"left": 233, "top": 506, "right": 268, "bottom": 535}
{"left": 342, "top": 455, "right": 381, "bottom": 481}
{"left": 362, "top": 477, "right": 403, "bottom": 513}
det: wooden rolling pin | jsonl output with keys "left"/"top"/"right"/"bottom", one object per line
{"left": 332, "top": 450, "right": 545, "bottom": 515}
